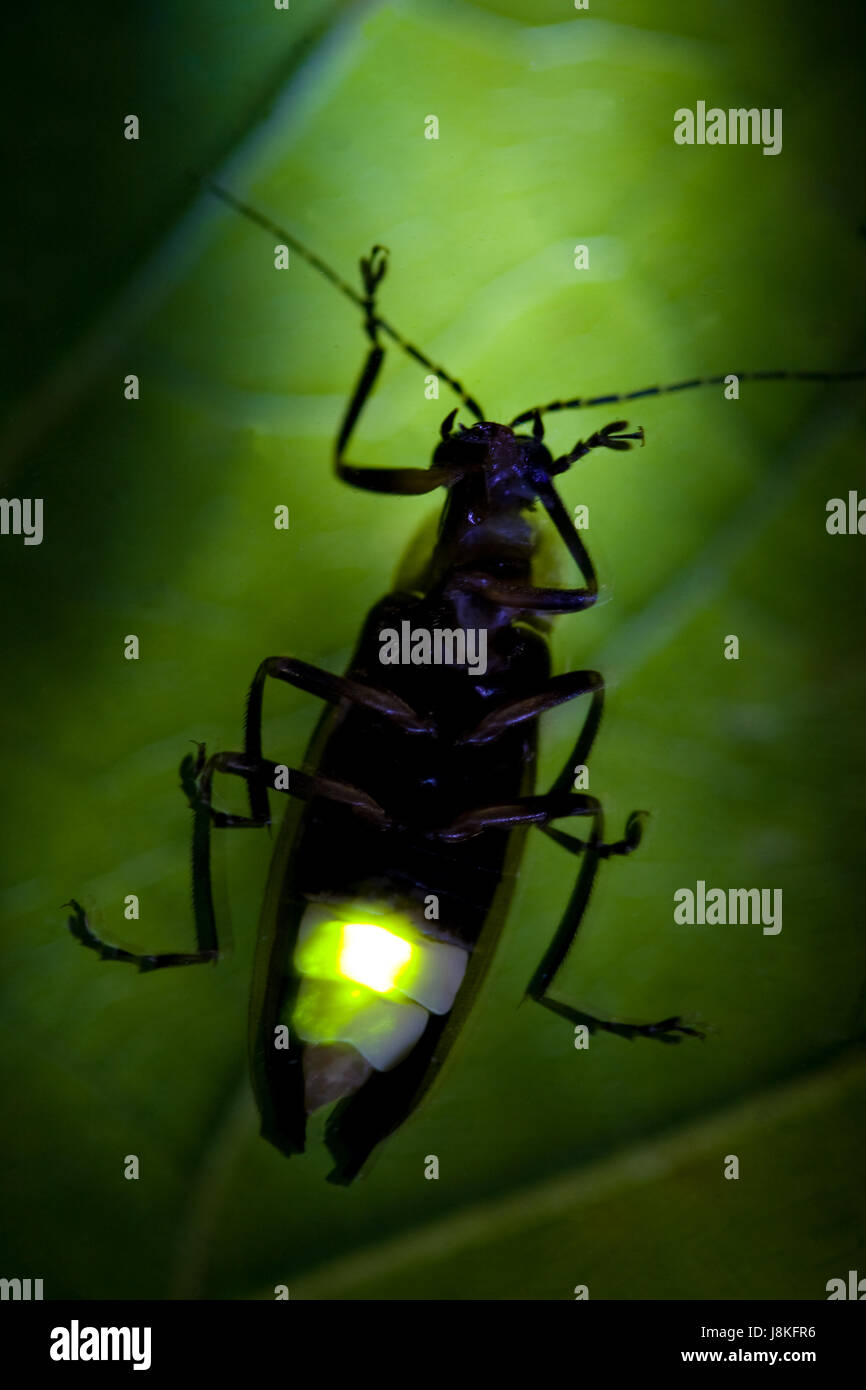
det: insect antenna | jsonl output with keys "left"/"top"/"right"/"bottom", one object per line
{"left": 206, "top": 180, "right": 484, "bottom": 420}
{"left": 510, "top": 368, "right": 866, "bottom": 428}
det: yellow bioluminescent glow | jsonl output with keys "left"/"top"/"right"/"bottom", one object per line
{"left": 338, "top": 923, "right": 412, "bottom": 994}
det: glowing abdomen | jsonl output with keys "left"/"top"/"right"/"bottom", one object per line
{"left": 292, "top": 905, "right": 469, "bottom": 1111}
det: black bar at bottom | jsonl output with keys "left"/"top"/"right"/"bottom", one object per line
{"left": 1, "top": 1298, "right": 862, "bottom": 1375}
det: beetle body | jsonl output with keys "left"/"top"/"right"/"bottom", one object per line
{"left": 252, "top": 424, "right": 554, "bottom": 1182}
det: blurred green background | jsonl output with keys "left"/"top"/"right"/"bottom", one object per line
{"left": 1, "top": 0, "right": 865, "bottom": 1300}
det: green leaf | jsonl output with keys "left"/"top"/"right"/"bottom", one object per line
{"left": 1, "top": 0, "right": 864, "bottom": 1299}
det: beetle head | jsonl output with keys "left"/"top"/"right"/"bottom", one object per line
{"left": 432, "top": 416, "right": 558, "bottom": 502}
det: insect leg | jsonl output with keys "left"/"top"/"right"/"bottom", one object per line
{"left": 457, "top": 670, "right": 603, "bottom": 746}
{"left": 431, "top": 789, "right": 633, "bottom": 843}
{"left": 524, "top": 420, "right": 645, "bottom": 587}
{"left": 333, "top": 248, "right": 452, "bottom": 495}
{"left": 65, "top": 748, "right": 391, "bottom": 971}
{"left": 524, "top": 818, "right": 701, "bottom": 1043}
{"left": 429, "top": 783, "right": 697, "bottom": 1038}
{"left": 518, "top": 749, "right": 699, "bottom": 1042}
{"left": 551, "top": 420, "right": 644, "bottom": 469}
{"left": 200, "top": 749, "right": 393, "bottom": 832}
{"left": 65, "top": 898, "right": 219, "bottom": 971}
{"left": 452, "top": 569, "right": 596, "bottom": 613}
{"left": 458, "top": 667, "right": 633, "bottom": 847}
{"left": 64, "top": 745, "right": 221, "bottom": 972}
{"left": 243, "top": 654, "right": 435, "bottom": 824}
